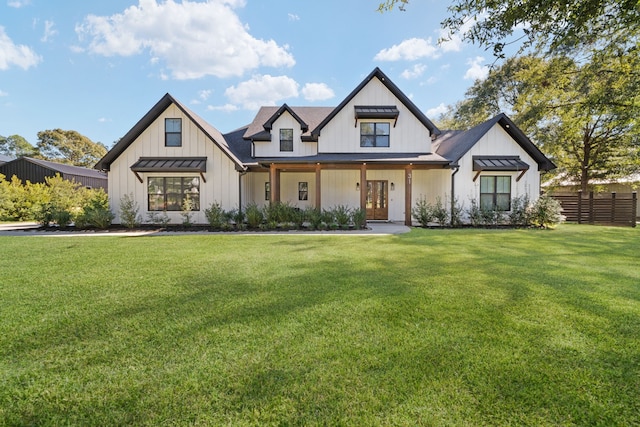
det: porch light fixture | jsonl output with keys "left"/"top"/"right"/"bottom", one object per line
{"left": 390, "top": 182, "right": 395, "bottom": 191}
{"left": 356, "top": 182, "right": 360, "bottom": 191}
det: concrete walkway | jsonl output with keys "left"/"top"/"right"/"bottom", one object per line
{"left": 0, "top": 221, "right": 411, "bottom": 237}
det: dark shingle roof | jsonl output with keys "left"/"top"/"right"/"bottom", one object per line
{"left": 244, "top": 106, "right": 334, "bottom": 140}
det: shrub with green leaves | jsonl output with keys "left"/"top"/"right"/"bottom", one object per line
{"left": 74, "top": 190, "right": 114, "bottom": 229}
{"left": 119, "top": 193, "right": 141, "bottom": 229}
{"left": 529, "top": 194, "right": 564, "bottom": 229}
{"left": 245, "top": 203, "right": 264, "bottom": 228}
{"left": 146, "top": 211, "right": 171, "bottom": 227}
{"left": 205, "top": 202, "right": 225, "bottom": 229}
{"left": 351, "top": 207, "right": 367, "bottom": 229}
{"left": 412, "top": 196, "right": 434, "bottom": 227}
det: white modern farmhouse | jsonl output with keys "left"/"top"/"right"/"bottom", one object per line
{"left": 95, "top": 68, "right": 555, "bottom": 226}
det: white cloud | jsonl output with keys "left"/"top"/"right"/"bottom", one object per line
{"left": 206, "top": 103, "right": 239, "bottom": 112}
{"left": 302, "top": 82, "right": 334, "bottom": 102}
{"left": 401, "top": 64, "right": 426, "bottom": 79}
{"left": 426, "top": 103, "right": 448, "bottom": 118}
{"left": 374, "top": 37, "right": 439, "bottom": 61}
{"left": 225, "top": 74, "right": 299, "bottom": 110}
{"left": 7, "top": 0, "right": 30, "bottom": 8}
{"left": 75, "top": 0, "right": 295, "bottom": 79}
{"left": 98, "top": 117, "right": 112, "bottom": 123}
{"left": 464, "top": 56, "right": 489, "bottom": 81}
{"left": 0, "top": 89, "right": 8, "bottom": 96}
{"left": 41, "top": 20, "right": 58, "bottom": 42}
{"left": 288, "top": 13, "right": 300, "bottom": 21}
{"left": 0, "top": 26, "right": 41, "bottom": 70}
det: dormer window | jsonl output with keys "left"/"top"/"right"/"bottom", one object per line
{"left": 280, "top": 128, "right": 293, "bottom": 152}
{"left": 165, "top": 118, "right": 182, "bottom": 147}
{"left": 360, "top": 122, "right": 390, "bottom": 147}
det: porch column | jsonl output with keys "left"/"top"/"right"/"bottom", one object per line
{"left": 315, "top": 163, "right": 322, "bottom": 209}
{"left": 269, "top": 163, "right": 281, "bottom": 203}
{"left": 360, "top": 163, "right": 367, "bottom": 211}
{"left": 404, "top": 165, "right": 413, "bottom": 226}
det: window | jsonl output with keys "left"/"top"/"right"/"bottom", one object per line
{"left": 148, "top": 177, "right": 200, "bottom": 211}
{"left": 480, "top": 176, "right": 511, "bottom": 211}
{"left": 265, "top": 182, "right": 270, "bottom": 201}
{"left": 280, "top": 128, "right": 293, "bottom": 152}
{"left": 165, "top": 118, "right": 182, "bottom": 147}
{"left": 360, "top": 122, "right": 390, "bottom": 147}
{"left": 298, "top": 182, "right": 308, "bottom": 201}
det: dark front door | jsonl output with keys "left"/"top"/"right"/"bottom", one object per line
{"left": 366, "top": 180, "right": 388, "bottom": 220}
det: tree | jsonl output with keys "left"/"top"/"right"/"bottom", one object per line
{"left": 36, "top": 129, "right": 107, "bottom": 168}
{"left": 0, "top": 134, "right": 39, "bottom": 158}
{"left": 437, "top": 55, "right": 640, "bottom": 192}
{"left": 378, "top": 0, "right": 639, "bottom": 56}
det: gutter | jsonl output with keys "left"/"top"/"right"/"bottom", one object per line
{"left": 450, "top": 165, "right": 460, "bottom": 225}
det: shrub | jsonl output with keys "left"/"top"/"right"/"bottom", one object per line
{"left": 75, "top": 190, "right": 114, "bottom": 229}
{"left": 509, "top": 195, "right": 531, "bottom": 226}
{"left": 450, "top": 197, "right": 464, "bottom": 227}
{"left": 52, "top": 209, "right": 72, "bottom": 227}
{"left": 180, "top": 196, "right": 194, "bottom": 227}
{"left": 528, "top": 194, "right": 564, "bottom": 229}
{"left": 119, "top": 193, "right": 141, "bottom": 229}
{"left": 333, "top": 205, "right": 351, "bottom": 227}
{"left": 245, "top": 203, "right": 264, "bottom": 229}
{"left": 304, "top": 207, "right": 323, "bottom": 230}
{"left": 205, "top": 202, "right": 225, "bottom": 229}
{"left": 432, "top": 197, "right": 449, "bottom": 226}
{"left": 412, "top": 197, "right": 434, "bottom": 227}
{"left": 351, "top": 207, "right": 367, "bottom": 229}
{"left": 146, "top": 211, "right": 171, "bottom": 227}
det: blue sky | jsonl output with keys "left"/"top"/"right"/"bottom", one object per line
{"left": 0, "top": 0, "right": 495, "bottom": 148}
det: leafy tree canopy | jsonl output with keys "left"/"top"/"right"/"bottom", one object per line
{"left": 0, "top": 134, "right": 39, "bottom": 158}
{"left": 437, "top": 55, "right": 640, "bottom": 191}
{"left": 36, "top": 129, "right": 107, "bottom": 168}
{"left": 378, "top": 0, "right": 639, "bottom": 56}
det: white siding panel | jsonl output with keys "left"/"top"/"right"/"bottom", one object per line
{"left": 280, "top": 173, "right": 315, "bottom": 209}
{"left": 319, "top": 78, "right": 432, "bottom": 154}
{"left": 108, "top": 103, "right": 239, "bottom": 224}
{"left": 253, "top": 112, "right": 317, "bottom": 157}
{"left": 321, "top": 170, "right": 360, "bottom": 209}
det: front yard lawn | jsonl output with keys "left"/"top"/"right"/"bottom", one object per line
{"left": 1, "top": 225, "right": 638, "bottom": 425}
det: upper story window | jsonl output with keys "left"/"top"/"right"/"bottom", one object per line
{"left": 165, "top": 118, "right": 182, "bottom": 147}
{"left": 480, "top": 176, "right": 511, "bottom": 211}
{"left": 360, "top": 122, "right": 390, "bottom": 147}
{"left": 280, "top": 128, "right": 293, "bottom": 152}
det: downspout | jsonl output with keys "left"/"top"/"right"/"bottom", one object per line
{"left": 450, "top": 165, "right": 460, "bottom": 225}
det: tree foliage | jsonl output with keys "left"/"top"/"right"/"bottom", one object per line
{"left": 378, "top": 0, "right": 639, "bottom": 56}
{"left": 438, "top": 55, "right": 640, "bottom": 191}
{"left": 36, "top": 129, "right": 107, "bottom": 168}
{"left": 0, "top": 134, "right": 38, "bottom": 158}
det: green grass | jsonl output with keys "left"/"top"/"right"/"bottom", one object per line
{"left": 1, "top": 225, "right": 639, "bottom": 426}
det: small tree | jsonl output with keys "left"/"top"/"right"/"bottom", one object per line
{"left": 119, "top": 193, "right": 141, "bottom": 229}
{"left": 528, "top": 194, "right": 564, "bottom": 229}
{"left": 412, "top": 196, "right": 434, "bottom": 227}
{"left": 180, "top": 195, "right": 194, "bottom": 227}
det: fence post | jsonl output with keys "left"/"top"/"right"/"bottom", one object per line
{"left": 611, "top": 192, "right": 616, "bottom": 223}
{"left": 577, "top": 190, "right": 583, "bottom": 224}
{"left": 589, "top": 191, "right": 594, "bottom": 224}
{"left": 633, "top": 192, "right": 637, "bottom": 228}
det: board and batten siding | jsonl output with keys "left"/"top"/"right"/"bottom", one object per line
{"left": 318, "top": 78, "right": 432, "bottom": 154}
{"left": 253, "top": 111, "right": 318, "bottom": 158}
{"left": 454, "top": 124, "right": 541, "bottom": 212}
{"left": 108, "top": 103, "right": 239, "bottom": 224}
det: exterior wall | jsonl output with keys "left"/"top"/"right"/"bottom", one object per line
{"left": 318, "top": 78, "right": 432, "bottom": 154}
{"left": 108, "top": 103, "right": 239, "bottom": 224}
{"left": 241, "top": 171, "right": 270, "bottom": 208}
{"left": 253, "top": 111, "right": 318, "bottom": 157}
{"left": 454, "top": 124, "right": 541, "bottom": 214}
{"left": 412, "top": 169, "right": 451, "bottom": 206}
{"left": 321, "top": 170, "right": 361, "bottom": 210}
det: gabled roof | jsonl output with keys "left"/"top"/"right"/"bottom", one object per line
{"left": 94, "top": 93, "right": 245, "bottom": 171}
{"left": 434, "top": 113, "right": 556, "bottom": 171}
{"left": 244, "top": 106, "right": 334, "bottom": 141}
{"left": 1, "top": 157, "right": 107, "bottom": 179}
{"left": 311, "top": 67, "right": 441, "bottom": 137}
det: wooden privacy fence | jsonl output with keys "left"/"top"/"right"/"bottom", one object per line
{"left": 551, "top": 191, "right": 637, "bottom": 227}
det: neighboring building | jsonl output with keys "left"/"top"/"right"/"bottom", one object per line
{"left": 96, "top": 68, "right": 555, "bottom": 225}
{"left": 0, "top": 154, "right": 12, "bottom": 166}
{"left": 0, "top": 157, "right": 108, "bottom": 190}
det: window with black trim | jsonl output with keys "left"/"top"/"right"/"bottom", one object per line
{"left": 360, "top": 122, "right": 390, "bottom": 147}
{"left": 148, "top": 177, "right": 200, "bottom": 211}
{"left": 298, "top": 182, "right": 308, "bottom": 201}
{"left": 165, "top": 118, "right": 182, "bottom": 147}
{"left": 480, "top": 176, "right": 511, "bottom": 211}
{"left": 280, "top": 128, "right": 293, "bottom": 152}
{"left": 265, "top": 182, "right": 270, "bottom": 201}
